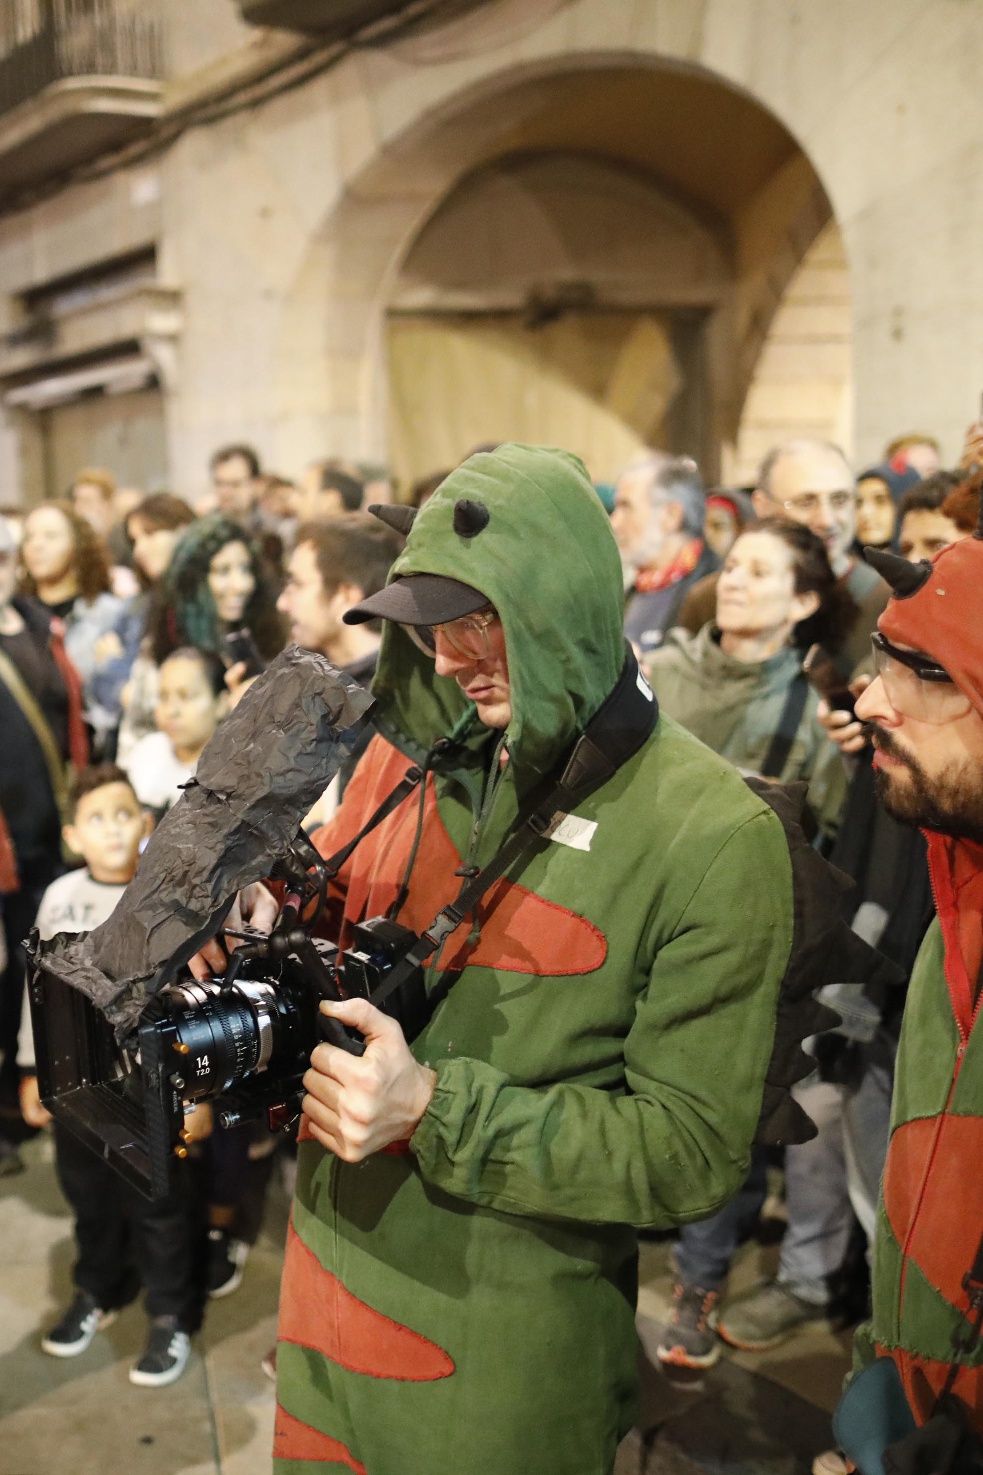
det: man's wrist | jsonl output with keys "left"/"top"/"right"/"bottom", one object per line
{"left": 410, "top": 1064, "right": 438, "bottom": 1129}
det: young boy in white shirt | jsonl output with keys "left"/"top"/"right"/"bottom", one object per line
{"left": 19, "top": 764, "right": 204, "bottom": 1387}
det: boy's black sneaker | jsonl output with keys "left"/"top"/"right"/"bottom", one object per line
{"left": 129, "top": 1315, "right": 191, "bottom": 1387}
{"left": 41, "top": 1290, "right": 117, "bottom": 1357}
{"left": 206, "top": 1227, "right": 248, "bottom": 1297}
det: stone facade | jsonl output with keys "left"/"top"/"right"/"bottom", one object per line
{"left": 0, "top": 0, "right": 979, "bottom": 501}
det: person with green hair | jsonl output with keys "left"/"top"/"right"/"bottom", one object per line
{"left": 147, "top": 513, "right": 283, "bottom": 667}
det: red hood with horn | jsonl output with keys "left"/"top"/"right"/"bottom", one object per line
{"left": 866, "top": 512, "right": 983, "bottom": 717}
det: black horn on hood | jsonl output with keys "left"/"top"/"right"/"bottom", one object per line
{"left": 863, "top": 545, "right": 932, "bottom": 599}
{"left": 368, "top": 503, "right": 417, "bottom": 537}
{"left": 453, "top": 499, "right": 490, "bottom": 538}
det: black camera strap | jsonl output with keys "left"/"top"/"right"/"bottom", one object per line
{"left": 365, "top": 643, "right": 658, "bottom": 1014}
{"left": 317, "top": 764, "right": 426, "bottom": 882}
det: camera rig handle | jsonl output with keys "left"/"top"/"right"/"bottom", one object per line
{"left": 278, "top": 929, "right": 366, "bottom": 1057}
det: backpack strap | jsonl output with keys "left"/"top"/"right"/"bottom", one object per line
{"left": 759, "top": 672, "right": 811, "bottom": 780}
{"left": 743, "top": 775, "right": 903, "bottom": 1145}
{"left": 0, "top": 644, "right": 70, "bottom": 824}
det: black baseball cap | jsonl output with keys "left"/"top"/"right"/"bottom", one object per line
{"left": 343, "top": 573, "right": 489, "bottom": 627}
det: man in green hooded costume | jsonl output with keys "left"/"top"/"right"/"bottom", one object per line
{"left": 273, "top": 444, "right": 796, "bottom": 1475}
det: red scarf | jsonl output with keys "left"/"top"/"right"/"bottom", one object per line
{"left": 634, "top": 537, "right": 704, "bottom": 595}
{"left": 47, "top": 616, "right": 90, "bottom": 773}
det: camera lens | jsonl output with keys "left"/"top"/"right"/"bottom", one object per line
{"left": 165, "top": 980, "right": 274, "bottom": 1099}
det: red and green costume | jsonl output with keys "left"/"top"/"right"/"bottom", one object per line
{"left": 274, "top": 444, "right": 796, "bottom": 1474}
{"left": 852, "top": 530, "right": 983, "bottom": 1430}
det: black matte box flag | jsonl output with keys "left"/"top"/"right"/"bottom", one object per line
{"left": 38, "top": 648, "right": 374, "bottom": 1040}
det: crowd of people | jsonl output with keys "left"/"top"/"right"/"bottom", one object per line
{"left": 1, "top": 426, "right": 981, "bottom": 1470}
{"left": 0, "top": 450, "right": 403, "bottom": 1385}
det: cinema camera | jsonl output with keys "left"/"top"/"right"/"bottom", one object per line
{"left": 24, "top": 648, "right": 410, "bottom": 1201}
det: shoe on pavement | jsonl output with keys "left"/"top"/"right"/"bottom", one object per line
{"left": 717, "top": 1279, "right": 825, "bottom": 1350}
{"left": 41, "top": 1289, "right": 117, "bottom": 1357}
{"left": 129, "top": 1315, "right": 191, "bottom": 1387}
{"left": 656, "top": 1282, "right": 721, "bottom": 1370}
{"left": 206, "top": 1227, "right": 248, "bottom": 1297}
{"left": 811, "top": 1450, "right": 851, "bottom": 1475}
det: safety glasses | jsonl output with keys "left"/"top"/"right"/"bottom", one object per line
{"left": 870, "top": 631, "right": 971, "bottom": 724}
{"left": 401, "top": 607, "right": 498, "bottom": 661}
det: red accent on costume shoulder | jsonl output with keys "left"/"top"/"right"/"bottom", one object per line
{"left": 883, "top": 1113, "right": 983, "bottom": 1323}
{"left": 924, "top": 831, "right": 983, "bottom": 1039}
{"left": 273, "top": 1404, "right": 366, "bottom": 1471}
{"left": 313, "top": 740, "right": 606, "bottom": 978}
{"left": 278, "top": 1220, "right": 455, "bottom": 1381}
{"left": 874, "top": 1344, "right": 983, "bottom": 1429}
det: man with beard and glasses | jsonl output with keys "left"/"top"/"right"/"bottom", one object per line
{"left": 831, "top": 500, "right": 983, "bottom": 1470}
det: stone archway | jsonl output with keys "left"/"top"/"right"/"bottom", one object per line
{"left": 726, "top": 219, "right": 853, "bottom": 485}
{"left": 280, "top": 49, "right": 841, "bottom": 485}
{"left": 385, "top": 150, "right": 732, "bottom": 484}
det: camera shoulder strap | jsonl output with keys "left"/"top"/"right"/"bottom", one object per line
{"left": 317, "top": 763, "right": 426, "bottom": 881}
{"left": 367, "top": 643, "right": 658, "bottom": 1011}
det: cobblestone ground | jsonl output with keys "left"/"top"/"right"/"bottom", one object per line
{"left": 0, "top": 1131, "right": 851, "bottom": 1475}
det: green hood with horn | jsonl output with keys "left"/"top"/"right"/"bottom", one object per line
{"left": 370, "top": 443, "right": 626, "bottom": 779}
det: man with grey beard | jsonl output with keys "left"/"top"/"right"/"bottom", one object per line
{"left": 610, "top": 453, "right": 717, "bottom": 655}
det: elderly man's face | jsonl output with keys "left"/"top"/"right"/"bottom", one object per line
{"left": 611, "top": 469, "right": 674, "bottom": 569}
{"left": 756, "top": 447, "right": 856, "bottom": 574}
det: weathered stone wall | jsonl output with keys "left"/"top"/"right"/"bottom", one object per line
{"left": 0, "top": 0, "right": 980, "bottom": 500}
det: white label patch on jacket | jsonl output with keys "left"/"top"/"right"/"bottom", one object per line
{"left": 545, "top": 813, "right": 597, "bottom": 852}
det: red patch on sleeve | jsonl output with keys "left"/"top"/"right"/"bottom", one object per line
{"left": 278, "top": 1220, "right": 455, "bottom": 1381}
{"left": 273, "top": 1404, "right": 366, "bottom": 1470}
{"left": 883, "top": 1113, "right": 983, "bottom": 1322}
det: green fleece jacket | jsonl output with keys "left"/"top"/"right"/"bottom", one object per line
{"left": 645, "top": 623, "right": 845, "bottom": 834}
{"left": 274, "top": 444, "right": 795, "bottom": 1475}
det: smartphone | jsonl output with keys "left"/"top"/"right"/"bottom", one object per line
{"left": 223, "top": 628, "right": 265, "bottom": 678}
{"left": 803, "top": 643, "right": 856, "bottom": 717}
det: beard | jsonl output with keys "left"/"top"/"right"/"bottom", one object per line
{"left": 867, "top": 723, "right": 983, "bottom": 843}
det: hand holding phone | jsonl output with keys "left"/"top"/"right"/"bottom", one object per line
{"left": 223, "top": 628, "right": 265, "bottom": 679}
{"left": 803, "top": 643, "right": 856, "bottom": 718}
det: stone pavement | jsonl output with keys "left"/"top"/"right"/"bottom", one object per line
{"left": 0, "top": 1131, "right": 853, "bottom": 1475}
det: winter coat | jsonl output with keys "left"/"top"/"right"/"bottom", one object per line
{"left": 645, "top": 623, "right": 845, "bottom": 834}
{"left": 274, "top": 443, "right": 796, "bottom": 1475}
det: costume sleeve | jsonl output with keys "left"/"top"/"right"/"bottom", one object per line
{"left": 411, "top": 809, "right": 794, "bottom": 1229}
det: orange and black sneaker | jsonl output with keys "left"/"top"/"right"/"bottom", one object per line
{"left": 655, "top": 1282, "right": 721, "bottom": 1370}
